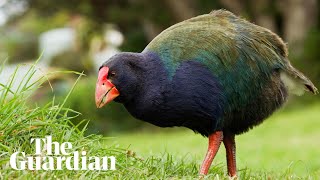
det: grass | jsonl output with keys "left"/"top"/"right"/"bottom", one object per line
{"left": 0, "top": 63, "right": 128, "bottom": 179}
{"left": 112, "top": 102, "right": 320, "bottom": 179}
{"left": 0, "top": 62, "right": 319, "bottom": 179}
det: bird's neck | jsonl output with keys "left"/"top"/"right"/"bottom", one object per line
{"left": 123, "top": 51, "right": 170, "bottom": 119}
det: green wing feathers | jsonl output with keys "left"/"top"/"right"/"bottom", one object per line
{"left": 145, "top": 10, "right": 317, "bottom": 99}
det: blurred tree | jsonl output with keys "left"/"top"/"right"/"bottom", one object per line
{"left": 282, "top": 0, "right": 318, "bottom": 54}
{"left": 3, "top": 0, "right": 318, "bottom": 57}
{"left": 220, "top": 0, "right": 319, "bottom": 54}
{"left": 1, "top": 0, "right": 319, "bottom": 134}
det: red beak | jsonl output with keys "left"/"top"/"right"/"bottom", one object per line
{"left": 95, "top": 67, "right": 120, "bottom": 108}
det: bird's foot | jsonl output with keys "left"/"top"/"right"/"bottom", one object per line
{"left": 228, "top": 175, "right": 238, "bottom": 180}
{"left": 198, "top": 174, "right": 205, "bottom": 179}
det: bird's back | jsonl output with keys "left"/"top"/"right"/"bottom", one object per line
{"left": 143, "top": 10, "right": 317, "bottom": 134}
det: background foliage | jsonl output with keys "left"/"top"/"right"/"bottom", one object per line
{"left": 1, "top": 0, "right": 319, "bottom": 134}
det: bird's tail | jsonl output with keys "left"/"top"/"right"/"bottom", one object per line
{"left": 281, "top": 63, "right": 318, "bottom": 96}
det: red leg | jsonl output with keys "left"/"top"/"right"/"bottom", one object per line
{"left": 199, "top": 131, "right": 223, "bottom": 175}
{"left": 223, "top": 133, "right": 237, "bottom": 177}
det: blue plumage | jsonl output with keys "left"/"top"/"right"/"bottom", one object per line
{"left": 96, "top": 10, "right": 317, "bottom": 176}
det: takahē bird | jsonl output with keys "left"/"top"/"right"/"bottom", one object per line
{"left": 95, "top": 10, "right": 318, "bottom": 177}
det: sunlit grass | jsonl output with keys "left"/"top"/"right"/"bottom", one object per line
{"left": 1, "top": 61, "right": 319, "bottom": 179}
{"left": 0, "top": 62, "right": 128, "bottom": 179}
{"left": 112, "top": 102, "right": 320, "bottom": 178}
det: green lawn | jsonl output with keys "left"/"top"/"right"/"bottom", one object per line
{"left": 110, "top": 102, "right": 320, "bottom": 178}
{"left": 1, "top": 64, "right": 319, "bottom": 179}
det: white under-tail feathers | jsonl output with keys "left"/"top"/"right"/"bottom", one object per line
{"left": 280, "top": 72, "right": 306, "bottom": 95}
{"left": 280, "top": 64, "right": 318, "bottom": 96}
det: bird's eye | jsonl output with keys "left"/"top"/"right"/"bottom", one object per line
{"left": 109, "top": 71, "right": 116, "bottom": 78}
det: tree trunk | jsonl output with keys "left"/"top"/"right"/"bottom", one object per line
{"left": 164, "top": 0, "right": 196, "bottom": 21}
{"left": 219, "top": 0, "right": 245, "bottom": 15}
{"left": 251, "top": 0, "right": 277, "bottom": 33}
{"left": 281, "top": 0, "right": 318, "bottom": 54}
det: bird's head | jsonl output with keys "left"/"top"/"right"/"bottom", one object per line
{"left": 95, "top": 53, "right": 144, "bottom": 108}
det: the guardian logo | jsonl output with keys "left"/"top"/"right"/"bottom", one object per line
{"left": 9, "top": 136, "right": 116, "bottom": 171}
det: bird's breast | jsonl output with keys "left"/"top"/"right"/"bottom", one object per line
{"left": 124, "top": 60, "right": 226, "bottom": 136}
